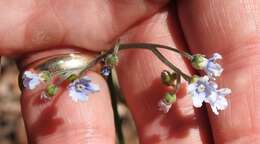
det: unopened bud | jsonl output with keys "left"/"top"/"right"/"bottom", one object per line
{"left": 191, "top": 54, "right": 208, "bottom": 70}
{"left": 105, "top": 54, "right": 119, "bottom": 66}
{"left": 47, "top": 85, "right": 58, "bottom": 96}
{"left": 161, "top": 70, "right": 176, "bottom": 86}
{"left": 163, "top": 92, "right": 177, "bottom": 105}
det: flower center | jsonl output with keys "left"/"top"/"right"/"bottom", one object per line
{"left": 76, "top": 84, "right": 86, "bottom": 91}
{"left": 197, "top": 84, "right": 206, "bottom": 93}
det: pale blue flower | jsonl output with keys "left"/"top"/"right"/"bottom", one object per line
{"left": 68, "top": 76, "right": 100, "bottom": 102}
{"left": 207, "top": 88, "right": 231, "bottom": 115}
{"left": 204, "top": 53, "right": 223, "bottom": 78}
{"left": 22, "top": 71, "right": 41, "bottom": 90}
{"left": 188, "top": 76, "right": 231, "bottom": 115}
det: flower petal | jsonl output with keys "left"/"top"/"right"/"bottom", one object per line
{"left": 23, "top": 71, "right": 41, "bottom": 90}
{"left": 217, "top": 88, "right": 232, "bottom": 96}
{"left": 210, "top": 53, "right": 222, "bottom": 61}
{"left": 205, "top": 62, "right": 223, "bottom": 77}
{"left": 69, "top": 86, "right": 88, "bottom": 102}
{"left": 86, "top": 83, "right": 100, "bottom": 92}
{"left": 192, "top": 92, "right": 205, "bottom": 108}
{"left": 211, "top": 105, "right": 219, "bottom": 115}
{"left": 29, "top": 78, "right": 41, "bottom": 90}
{"left": 158, "top": 100, "right": 172, "bottom": 113}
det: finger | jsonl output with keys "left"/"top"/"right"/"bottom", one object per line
{"left": 117, "top": 8, "right": 213, "bottom": 143}
{"left": 20, "top": 54, "right": 115, "bottom": 143}
{"left": 0, "top": 0, "right": 168, "bottom": 55}
{"left": 178, "top": 0, "right": 260, "bottom": 143}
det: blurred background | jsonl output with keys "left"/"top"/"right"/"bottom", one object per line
{"left": 0, "top": 57, "right": 138, "bottom": 144}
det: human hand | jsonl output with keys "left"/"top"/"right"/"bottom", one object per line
{"left": 0, "top": 0, "right": 258, "bottom": 143}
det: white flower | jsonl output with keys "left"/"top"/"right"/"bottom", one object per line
{"left": 22, "top": 71, "right": 41, "bottom": 90}
{"left": 68, "top": 76, "right": 100, "bottom": 102}
{"left": 188, "top": 76, "right": 231, "bottom": 115}
{"left": 158, "top": 100, "right": 172, "bottom": 113}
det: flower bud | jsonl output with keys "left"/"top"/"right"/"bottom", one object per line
{"left": 163, "top": 92, "right": 177, "bottom": 105}
{"left": 101, "top": 66, "right": 111, "bottom": 76}
{"left": 190, "top": 75, "right": 199, "bottom": 83}
{"left": 47, "top": 85, "right": 58, "bottom": 96}
{"left": 191, "top": 54, "right": 208, "bottom": 70}
{"left": 105, "top": 54, "right": 119, "bottom": 66}
{"left": 161, "top": 70, "right": 176, "bottom": 86}
{"left": 67, "top": 74, "right": 78, "bottom": 82}
{"left": 39, "top": 71, "right": 51, "bottom": 82}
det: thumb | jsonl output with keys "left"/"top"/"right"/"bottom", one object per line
{"left": 19, "top": 50, "right": 115, "bottom": 144}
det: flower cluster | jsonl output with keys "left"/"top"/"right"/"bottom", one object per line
{"left": 158, "top": 53, "right": 231, "bottom": 115}
{"left": 158, "top": 71, "right": 178, "bottom": 113}
{"left": 189, "top": 53, "right": 231, "bottom": 115}
{"left": 21, "top": 43, "right": 231, "bottom": 117}
{"left": 23, "top": 70, "right": 100, "bottom": 102}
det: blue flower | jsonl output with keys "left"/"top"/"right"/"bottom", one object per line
{"left": 204, "top": 53, "right": 223, "bottom": 78}
{"left": 101, "top": 66, "right": 111, "bottom": 76}
{"left": 68, "top": 76, "right": 100, "bottom": 102}
{"left": 188, "top": 76, "right": 231, "bottom": 115}
{"left": 22, "top": 71, "right": 41, "bottom": 90}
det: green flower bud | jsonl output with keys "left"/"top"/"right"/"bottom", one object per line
{"left": 191, "top": 54, "right": 208, "bottom": 70}
{"left": 67, "top": 74, "right": 78, "bottom": 82}
{"left": 163, "top": 92, "right": 177, "bottom": 105}
{"left": 47, "top": 85, "right": 58, "bottom": 96}
{"left": 190, "top": 75, "right": 199, "bottom": 83}
{"left": 105, "top": 54, "right": 119, "bottom": 66}
{"left": 39, "top": 71, "right": 51, "bottom": 82}
{"left": 161, "top": 70, "right": 177, "bottom": 86}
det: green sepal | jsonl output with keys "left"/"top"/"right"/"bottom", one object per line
{"left": 191, "top": 54, "right": 208, "bottom": 70}
{"left": 163, "top": 92, "right": 177, "bottom": 105}
{"left": 190, "top": 75, "right": 199, "bottom": 83}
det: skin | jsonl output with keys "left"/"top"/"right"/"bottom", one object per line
{"left": 0, "top": 0, "right": 259, "bottom": 143}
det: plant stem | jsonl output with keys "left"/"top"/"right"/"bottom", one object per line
{"left": 150, "top": 48, "right": 191, "bottom": 81}
{"left": 54, "top": 43, "right": 192, "bottom": 89}
{"left": 107, "top": 70, "right": 125, "bottom": 144}
{"left": 119, "top": 43, "right": 193, "bottom": 60}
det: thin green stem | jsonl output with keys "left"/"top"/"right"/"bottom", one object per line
{"left": 119, "top": 43, "right": 193, "bottom": 60}
{"left": 151, "top": 49, "right": 191, "bottom": 81}
{"left": 53, "top": 42, "right": 193, "bottom": 90}
{"left": 78, "top": 42, "right": 193, "bottom": 77}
